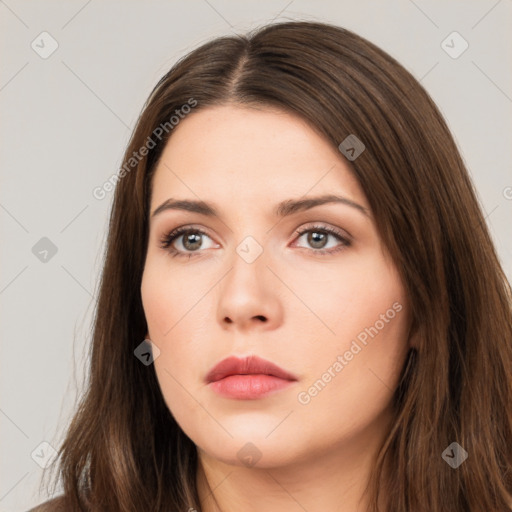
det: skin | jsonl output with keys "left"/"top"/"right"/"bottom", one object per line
{"left": 140, "top": 104, "right": 415, "bottom": 511}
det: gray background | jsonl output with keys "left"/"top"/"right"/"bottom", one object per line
{"left": 1, "top": 1, "right": 511, "bottom": 510}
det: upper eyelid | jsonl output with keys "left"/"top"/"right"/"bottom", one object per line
{"left": 293, "top": 225, "right": 351, "bottom": 247}
{"left": 166, "top": 225, "right": 218, "bottom": 243}
{"left": 163, "top": 222, "right": 345, "bottom": 236}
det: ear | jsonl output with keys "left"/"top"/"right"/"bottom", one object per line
{"left": 407, "top": 317, "right": 420, "bottom": 350}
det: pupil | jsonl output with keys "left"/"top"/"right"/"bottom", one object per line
{"left": 309, "top": 231, "right": 327, "bottom": 248}
{"left": 184, "top": 232, "right": 202, "bottom": 251}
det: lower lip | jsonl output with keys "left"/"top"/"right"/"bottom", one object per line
{"left": 209, "top": 374, "right": 296, "bottom": 399}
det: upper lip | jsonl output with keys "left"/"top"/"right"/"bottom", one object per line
{"left": 205, "top": 355, "right": 298, "bottom": 383}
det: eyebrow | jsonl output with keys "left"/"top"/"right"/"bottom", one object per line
{"left": 151, "top": 194, "right": 370, "bottom": 220}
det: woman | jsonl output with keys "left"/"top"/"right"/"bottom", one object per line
{"left": 32, "top": 20, "right": 512, "bottom": 511}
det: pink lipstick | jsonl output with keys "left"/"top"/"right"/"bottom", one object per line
{"left": 205, "top": 355, "right": 298, "bottom": 400}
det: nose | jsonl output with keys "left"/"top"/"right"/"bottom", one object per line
{"left": 216, "top": 242, "right": 284, "bottom": 332}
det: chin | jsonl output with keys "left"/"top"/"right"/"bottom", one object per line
{"left": 196, "top": 431, "right": 302, "bottom": 469}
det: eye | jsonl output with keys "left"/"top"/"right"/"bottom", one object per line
{"left": 159, "top": 223, "right": 351, "bottom": 259}
{"left": 159, "top": 226, "right": 217, "bottom": 259}
{"left": 292, "top": 224, "right": 351, "bottom": 256}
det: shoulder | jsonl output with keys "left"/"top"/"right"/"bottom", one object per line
{"left": 27, "top": 495, "right": 68, "bottom": 512}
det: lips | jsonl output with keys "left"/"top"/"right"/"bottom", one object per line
{"left": 205, "top": 355, "right": 298, "bottom": 383}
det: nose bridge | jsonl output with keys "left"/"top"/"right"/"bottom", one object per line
{"left": 235, "top": 233, "right": 267, "bottom": 266}
{"left": 216, "top": 231, "right": 282, "bottom": 328}
{"left": 225, "top": 233, "right": 269, "bottom": 293}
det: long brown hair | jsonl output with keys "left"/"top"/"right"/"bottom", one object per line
{"left": 42, "top": 20, "right": 512, "bottom": 511}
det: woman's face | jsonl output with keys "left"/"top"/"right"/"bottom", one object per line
{"left": 141, "top": 104, "right": 412, "bottom": 469}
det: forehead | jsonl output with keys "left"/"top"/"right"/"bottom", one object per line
{"left": 150, "top": 104, "right": 368, "bottom": 212}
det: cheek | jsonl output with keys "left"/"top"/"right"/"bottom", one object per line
{"left": 141, "top": 268, "right": 202, "bottom": 422}
{"left": 293, "top": 289, "right": 409, "bottom": 442}
{"left": 141, "top": 280, "right": 172, "bottom": 339}
{"left": 287, "top": 251, "right": 406, "bottom": 336}
{"left": 288, "top": 251, "right": 409, "bottom": 384}
{"left": 141, "top": 260, "right": 210, "bottom": 389}
{"left": 141, "top": 257, "right": 210, "bottom": 339}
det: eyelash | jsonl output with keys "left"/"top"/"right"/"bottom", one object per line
{"left": 158, "top": 224, "right": 351, "bottom": 259}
